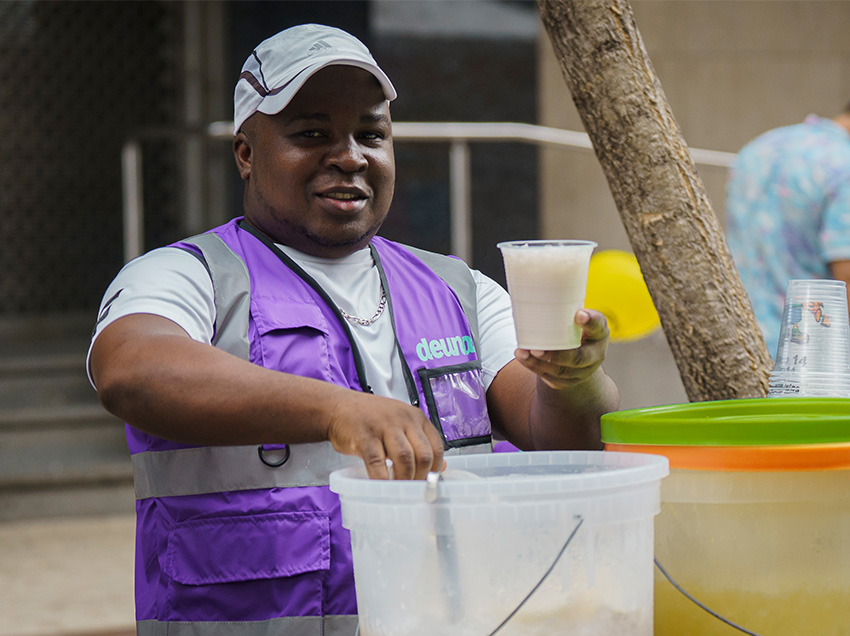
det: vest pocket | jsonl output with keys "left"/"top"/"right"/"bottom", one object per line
{"left": 252, "top": 299, "right": 331, "bottom": 379}
{"left": 418, "top": 361, "right": 492, "bottom": 449}
{"left": 163, "top": 510, "right": 330, "bottom": 620}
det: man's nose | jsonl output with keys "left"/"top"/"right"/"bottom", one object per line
{"left": 325, "top": 136, "right": 368, "bottom": 172}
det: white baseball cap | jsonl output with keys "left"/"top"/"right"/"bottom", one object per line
{"left": 233, "top": 24, "right": 397, "bottom": 134}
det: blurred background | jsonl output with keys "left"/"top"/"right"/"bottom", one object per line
{"left": 0, "top": 1, "right": 848, "bottom": 634}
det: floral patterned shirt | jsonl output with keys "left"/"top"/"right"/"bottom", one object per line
{"left": 726, "top": 115, "right": 850, "bottom": 357}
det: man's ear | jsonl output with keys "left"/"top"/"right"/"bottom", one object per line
{"left": 233, "top": 131, "right": 252, "bottom": 181}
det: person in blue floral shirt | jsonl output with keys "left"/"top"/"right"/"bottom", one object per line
{"left": 726, "top": 102, "right": 850, "bottom": 358}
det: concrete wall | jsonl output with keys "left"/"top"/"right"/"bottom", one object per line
{"left": 538, "top": 0, "right": 850, "bottom": 410}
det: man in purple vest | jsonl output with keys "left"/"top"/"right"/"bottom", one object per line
{"left": 88, "top": 23, "right": 619, "bottom": 636}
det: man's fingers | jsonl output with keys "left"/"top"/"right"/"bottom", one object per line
{"left": 327, "top": 393, "right": 445, "bottom": 481}
{"left": 385, "top": 422, "right": 443, "bottom": 480}
{"left": 358, "top": 422, "right": 444, "bottom": 481}
{"left": 575, "top": 308, "right": 609, "bottom": 341}
{"left": 383, "top": 435, "right": 418, "bottom": 481}
{"left": 418, "top": 426, "right": 445, "bottom": 479}
{"left": 361, "top": 442, "right": 391, "bottom": 480}
{"left": 516, "top": 341, "right": 603, "bottom": 387}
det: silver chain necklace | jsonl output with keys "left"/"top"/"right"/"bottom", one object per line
{"left": 339, "top": 282, "right": 387, "bottom": 327}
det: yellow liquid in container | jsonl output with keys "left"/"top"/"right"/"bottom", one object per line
{"left": 654, "top": 470, "right": 850, "bottom": 635}
{"left": 655, "top": 584, "right": 849, "bottom": 635}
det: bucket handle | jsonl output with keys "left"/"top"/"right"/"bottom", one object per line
{"left": 654, "top": 559, "right": 763, "bottom": 636}
{"left": 486, "top": 515, "right": 584, "bottom": 636}
{"left": 353, "top": 491, "right": 585, "bottom": 636}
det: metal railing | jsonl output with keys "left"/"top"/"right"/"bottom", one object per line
{"left": 121, "top": 121, "right": 736, "bottom": 263}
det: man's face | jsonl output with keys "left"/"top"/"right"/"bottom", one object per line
{"left": 235, "top": 65, "right": 395, "bottom": 258}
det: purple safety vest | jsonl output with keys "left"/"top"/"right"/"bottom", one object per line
{"left": 128, "top": 218, "right": 493, "bottom": 635}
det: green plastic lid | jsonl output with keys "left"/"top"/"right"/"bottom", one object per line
{"left": 601, "top": 397, "right": 850, "bottom": 446}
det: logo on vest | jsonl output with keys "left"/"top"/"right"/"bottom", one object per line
{"left": 416, "top": 336, "right": 475, "bottom": 361}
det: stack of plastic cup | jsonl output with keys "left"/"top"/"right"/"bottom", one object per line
{"left": 768, "top": 279, "right": 850, "bottom": 398}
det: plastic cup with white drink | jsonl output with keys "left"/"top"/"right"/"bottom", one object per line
{"left": 498, "top": 240, "right": 597, "bottom": 351}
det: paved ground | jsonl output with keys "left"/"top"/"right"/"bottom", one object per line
{"left": 0, "top": 513, "right": 135, "bottom": 636}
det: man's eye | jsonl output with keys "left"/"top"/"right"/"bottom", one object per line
{"left": 299, "top": 130, "right": 323, "bottom": 138}
{"left": 361, "top": 131, "right": 384, "bottom": 141}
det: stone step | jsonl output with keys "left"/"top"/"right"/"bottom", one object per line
{"left": 0, "top": 402, "right": 117, "bottom": 430}
{"left": 0, "top": 481, "right": 136, "bottom": 522}
{"left": 0, "top": 372, "right": 96, "bottom": 410}
{"left": 0, "top": 411, "right": 134, "bottom": 521}
{"left": 0, "top": 331, "right": 94, "bottom": 405}
{"left": 0, "top": 350, "right": 85, "bottom": 374}
{"left": 0, "top": 315, "right": 135, "bottom": 521}
{"left": 0, "top": 406, "right": 130, "bottom": 483}
{"left": 0, "top": 377, "right": 133, "bottom": 521}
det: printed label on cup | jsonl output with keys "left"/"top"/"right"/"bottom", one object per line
{"left": 775, "top": 296, "right": 850, "bottom": 372}
{"left": 769, "top": 279, "right": 850, "bottom": 397}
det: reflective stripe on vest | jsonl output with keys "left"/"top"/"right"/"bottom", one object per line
{"left": 132, "top": 440, "right": 491, "bottom": 499}
{"left": 183, "top": 232, "right": 252, "bottom": 360}
{"left": 137, "top": 614, "right": 359, "bottom": 636}
{"left": 401, "top": 243, "right": 480, "bottom": 348}
{"left": 131, "top": 441, "right": 360, "bottom": 499}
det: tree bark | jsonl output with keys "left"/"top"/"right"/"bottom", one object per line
{"left": 537, "top": 0, "right": 772, "bottom": 401}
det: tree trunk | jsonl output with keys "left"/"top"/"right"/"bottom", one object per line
{"left": 537, "top": 0, "right": 772, "bottom": 402}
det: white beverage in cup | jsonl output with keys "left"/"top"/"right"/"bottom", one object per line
{"left": 498, "top": 240, "right": 597, "bottom": 350}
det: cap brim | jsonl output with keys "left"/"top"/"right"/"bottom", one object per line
{"left": 256, "top": 58, "right": 396, "bottom": 119}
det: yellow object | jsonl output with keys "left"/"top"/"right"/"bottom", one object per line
{"left": 584, "top": 249, "right": 660, "bottom": 342}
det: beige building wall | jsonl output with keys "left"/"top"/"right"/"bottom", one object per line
{"left": 538, "top": 0, "right": 850, "bottom": 409}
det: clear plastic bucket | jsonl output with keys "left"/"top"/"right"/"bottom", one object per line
{"left": 602, "top": 397, "right": 850, "bottom": 635}
{"left": 330, "top": 450, "right": 668, "bottom": 636}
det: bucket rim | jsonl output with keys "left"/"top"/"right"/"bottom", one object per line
{"left": 329, "top": 450, "right": 669, "bottom": 500}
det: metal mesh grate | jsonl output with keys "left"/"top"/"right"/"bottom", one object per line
{"left": 0, "top": 1, "right": 183, "bottom": 316}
